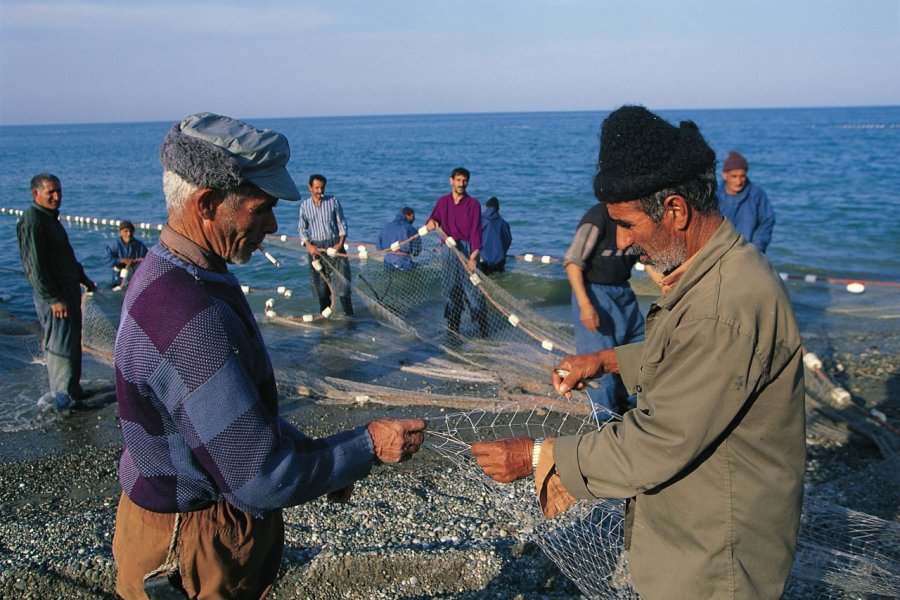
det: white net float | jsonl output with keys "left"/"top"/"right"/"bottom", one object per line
{"left": 830, "top": 387, "right": 851, "bottom": 406}
{"left": 803, "top": 352, "right": 822, "bottom": 371}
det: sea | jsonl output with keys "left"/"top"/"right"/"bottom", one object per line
{"left": 0, "top": 106, "right": 898, "bottom": 431}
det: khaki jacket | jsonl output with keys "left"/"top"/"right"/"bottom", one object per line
{"left": 555, "top": 220, "right": 805, "bottom": 600}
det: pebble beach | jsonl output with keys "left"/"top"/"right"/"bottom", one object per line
{"left": 1, "top": 329, "right": 897, "bottom": 599}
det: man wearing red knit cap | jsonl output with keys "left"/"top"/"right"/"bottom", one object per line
{"left": 716, "top": 150, "right": 776, "bottom": 252}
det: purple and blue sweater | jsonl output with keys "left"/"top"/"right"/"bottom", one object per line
{"left": 115, "top": 240, "right": 374, "bottom": 516}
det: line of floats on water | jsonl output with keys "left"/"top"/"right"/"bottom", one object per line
{"left": 2, "top": 206, "right": 898, "bottom": 295}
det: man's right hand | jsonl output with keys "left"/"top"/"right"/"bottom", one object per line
{"left": 425, "top": 219, "right": 437, "bottom": 231}
{"left": 578, "top": 304, "right": 600, "bottom": 332}
{"left": 367, "top": 418, "right": 427, "bottom": 463}
{"left": 50, "top": 301, "right": 68, "bottom": 319}
{"left": 305, "top": 242, "right": 320, "bottom": 257}
{"left": 552, "top": 349, "right": 619, "bottom": 397}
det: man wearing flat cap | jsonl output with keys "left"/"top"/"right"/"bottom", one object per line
{"left": 472, "top": 106, "right": 805, "bottom": 599}
{"left": 111, "top": 112, "right": 426, "bottom": 599}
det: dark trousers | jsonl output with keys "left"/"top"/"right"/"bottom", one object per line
{"left": 309, "top": 254, "right": 353, "bottom": 315}
{"left": 441, "top": 241, "right": 487, "bottom": 335}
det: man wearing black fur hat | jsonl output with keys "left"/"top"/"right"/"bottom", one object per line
{"left": 472, "top": 106, "right": 805, "bottom": 599}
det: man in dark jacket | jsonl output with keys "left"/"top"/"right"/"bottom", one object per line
{"left": 377, "top": 207, "right": 421, "bottom": 270}
{"left": 478, "top": 197, "right": 512, "bottom": 274}
{"left": 17, "top": 173, "right": 97, "bottom": 411}
{"left": 104, "top": 220, "right": 148, "bottom": 288}
{"left": 716, "top": 150, "right": 775, "bottom": 252}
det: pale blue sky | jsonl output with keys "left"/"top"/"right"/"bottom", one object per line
{"left": 1, "top": 0, "right": 898, "bottom": 125}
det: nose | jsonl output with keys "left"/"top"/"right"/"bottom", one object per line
{"left": 615, "top": 226, "right": 632, "bottom": 251}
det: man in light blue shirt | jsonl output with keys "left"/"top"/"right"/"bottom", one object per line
{"left": 298, "top": 174, "right": 353, "bottom": 315}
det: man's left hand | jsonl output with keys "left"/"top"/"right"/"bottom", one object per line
{"left": 470, "top": 437, "right": 534, "bottom": 483}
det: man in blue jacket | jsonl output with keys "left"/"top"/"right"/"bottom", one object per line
{"left": 104, "top": 220, "right": 148, "bottom": 288}
{"left": 716, "top": 151, "right": 775, "bottom": 252}
{"left": 377, "top": 207, "right": 421, "bottom": 270}
{"left": 478, "top": 197, "right": 512, "bottom": 274}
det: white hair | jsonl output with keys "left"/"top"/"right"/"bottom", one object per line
{"left": 162, "top": 170, "right": 200, "bottom": 213}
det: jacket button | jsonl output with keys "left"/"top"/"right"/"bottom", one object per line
{"left": 635, "top": 385, "right": 642, "bottom": 393}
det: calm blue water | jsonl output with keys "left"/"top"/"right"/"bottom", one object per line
{"left": 1, "top": 107, "right": 898, "bottom": 328}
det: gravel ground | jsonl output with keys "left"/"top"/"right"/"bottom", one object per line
{"left": 1, "top": 334, "right": 896, "bottom": 599}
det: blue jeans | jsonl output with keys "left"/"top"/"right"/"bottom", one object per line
{"left": 34, "top": 282, "right": 83, "bottom": 406}
{"left": 441, "top": 241, "right": 486, "bottom": 334}
{"left": 572, "top": 282, "right": 645, "bottom": 412}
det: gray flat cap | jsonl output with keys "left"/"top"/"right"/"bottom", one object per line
{"left": 160, "top": 112, "right": 301, "bottom": 200}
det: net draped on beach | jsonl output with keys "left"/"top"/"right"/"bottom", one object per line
{"left": 18, "top": 223, "right": 900, "bottom": 598}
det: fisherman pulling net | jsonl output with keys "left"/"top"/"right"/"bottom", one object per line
{"left": 2, "top": 216, "right": 897, "bottom": 598}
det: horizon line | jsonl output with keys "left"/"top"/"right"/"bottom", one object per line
{"left": 2, "top": 102, "right": 899, "bottom": 129}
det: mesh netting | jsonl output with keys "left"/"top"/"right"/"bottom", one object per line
{"left": 427, "top": 405, "right": 900, "bottom": 600}
{"left": 11, "top": 224, "right": 899, "bottom": 598}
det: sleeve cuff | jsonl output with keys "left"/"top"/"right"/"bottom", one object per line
{"left": 615, "top": 342, "right": 644, "bottom": 393}
{"left": 553, "top": 434, "right": 595, "bottom": 500}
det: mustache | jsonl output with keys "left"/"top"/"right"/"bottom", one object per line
{"left": 624, "top": 244, "right": 645, "bottom": 257}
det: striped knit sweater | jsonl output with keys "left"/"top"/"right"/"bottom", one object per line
{"left": 115, "top": 244, "right": 373, "bottom": 516}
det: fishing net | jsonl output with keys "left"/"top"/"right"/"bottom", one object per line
{"left": 427, "top": 404, "right": 900, "bottom": 600}
{"left": 2, "top": 218, "right": 897, "bottom": 598}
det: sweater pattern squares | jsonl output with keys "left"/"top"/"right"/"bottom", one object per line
{"left": 116, "top": 246, "right": 281, "bottom": 514}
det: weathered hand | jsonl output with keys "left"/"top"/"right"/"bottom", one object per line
{"left": 552, "top": 350, "right": 618, "bottom": 397}
{"left": 367, "top": 418, "right": 427, "bottom": 463}
{"left": 470, "top": 437, "right": 534, "bottom": 483}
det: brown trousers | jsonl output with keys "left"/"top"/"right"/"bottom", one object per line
{"left": 113, "top": 493, "right": 284, "bottom": 599}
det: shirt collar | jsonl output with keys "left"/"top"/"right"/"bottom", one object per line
{"left": 159, "top": 225, "right": 228, "bottom": 273}
{"left": 655, "top": 219, "right": 740, "bottom": 306}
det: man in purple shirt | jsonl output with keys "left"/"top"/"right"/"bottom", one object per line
{"left": 112, "top": 112, "right": 426, "bottom": 599}
{"left": 426, "top": 167, "right": 488, "bottom": 337}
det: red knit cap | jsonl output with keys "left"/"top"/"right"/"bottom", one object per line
{"left": 723, "top": 151, "right": 748, "bottom": 172}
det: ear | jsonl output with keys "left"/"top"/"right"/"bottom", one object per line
{"left": 190, "top": 188, "right": 225, "bottom": 221}
{"left": 663, "top": 194, "right": 690, "bottom": 230}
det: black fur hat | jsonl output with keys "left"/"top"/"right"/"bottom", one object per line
{"left": 593, "top": 105, "right": 715, "bottom": 203}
